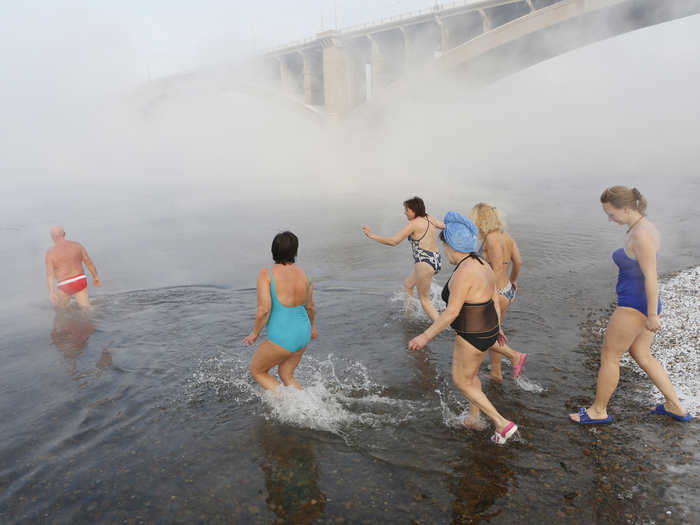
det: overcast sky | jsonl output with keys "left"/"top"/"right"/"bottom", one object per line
{"left": 1, "top": 2, "right": 699, "bottom": 99}
{"left": 0, "top": 1, "right": 433, "bottom": 93}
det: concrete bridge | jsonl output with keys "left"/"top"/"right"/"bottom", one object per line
{"left": 263, "top": 0, "right": 700, "bottom": 116}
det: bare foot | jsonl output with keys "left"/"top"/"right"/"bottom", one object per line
{"left": 489, "top": 374, "right": 503, "bottom": 382}
{"left": 568, "top": 407, "right": 609, "bottom": 423}
{"left": 463, "top": 416, "right": 487, "bottom": 431}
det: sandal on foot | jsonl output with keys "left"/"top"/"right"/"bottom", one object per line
{"left": 570, "top": 407, "right": 612, "bottom": 425}
{"left": 513, "top": 353, "right": 527, "bottom": 380}
{"left": 650, "top": 404, "right": 691, "bottom": 422}
{"left": 490, "top": 422, "right": 518, "bottom": 445}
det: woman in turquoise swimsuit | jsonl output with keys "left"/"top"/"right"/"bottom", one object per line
{"left": 569, "top": 186, "right": 690, "bottom": 424}
{"left": 243, "top": 231, "right": 317, "bottom": 390}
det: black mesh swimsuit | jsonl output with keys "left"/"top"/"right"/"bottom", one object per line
{"left": 441, "top": 253, "right": 500, "bottom": 351}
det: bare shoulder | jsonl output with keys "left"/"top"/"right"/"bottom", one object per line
{"left": 258, "top": 267, "right": 271, "bottom": 281}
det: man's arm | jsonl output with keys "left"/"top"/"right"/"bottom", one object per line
{"left": 46, "top": 252, "right": 57, "bottom": 303}
{"left": 81, "top": 245, "right": 100, "bottom": 286}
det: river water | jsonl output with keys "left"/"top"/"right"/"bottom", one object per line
{"left": 1, "top": 18, "right": 699, "bottom": 525}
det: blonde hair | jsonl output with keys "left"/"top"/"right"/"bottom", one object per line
{"left": 600, "top": 185, "right": 647, "bottom": 215}
{"left": 469, "top": 202, "right": 505, "bottom": 239}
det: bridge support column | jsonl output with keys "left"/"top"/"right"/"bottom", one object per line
{"left": 435, "top": 16, "right": 448, "bottom": 54}
{"left": 302, "top": 51, "right": 323, "bottom": 105}
{"left": 322, "top": 44, "right": 357, "bottom": 117}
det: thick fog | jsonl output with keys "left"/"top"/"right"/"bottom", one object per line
{"left": 1, "top": 3, "right": 699, "bottom": 297}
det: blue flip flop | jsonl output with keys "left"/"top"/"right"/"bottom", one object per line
{"left": 570, "top": 407, "right": 612, "bottom": 425}
{"left": 650, "top": 404, "right": 691, "bottom": 422}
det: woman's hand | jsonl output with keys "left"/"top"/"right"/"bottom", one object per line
{"left": 242, "top": 332, "right": 259, "bottom": 345}
{"left": 497, "top": 328, "right": 508, "bottom": 347}
{"left": 646, "top": 315, "right": 661, "bottom": 333}
{"left": 362, "top": 225, "right": 373, "bottom": 238}
{"left": 511, "top": 281, "right": 518, "bottom": 300}
{"left": 408, "top": 333, "right": 429, "bottom": 351}
{"left": 310, "top": 327, "right": 319, "bottom": 339}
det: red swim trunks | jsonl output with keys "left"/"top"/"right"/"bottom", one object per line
{"left": 57, "top": 274, "right": 87, "bottom": 295}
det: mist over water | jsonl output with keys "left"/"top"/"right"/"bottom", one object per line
{"left": 1, "top": 10, "right": 699, "bottom": 524}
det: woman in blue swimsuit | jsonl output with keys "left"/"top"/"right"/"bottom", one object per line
{"left": 243, "top": 231, "right": 317, "bottom": 390}
{"left": 362, "top": 196, "right": 445, "bottom": 322}
{"left": 570, "top": 186, "right": 690, "bottom": 424}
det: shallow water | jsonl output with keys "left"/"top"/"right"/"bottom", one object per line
{"left": 3, "top": 15, "right": 700, "bottom": 521}
{"left": 1, "top": 171, "right": 698, "bottom": 524}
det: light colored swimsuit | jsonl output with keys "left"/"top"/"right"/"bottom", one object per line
{"left": 266, "top": 267, "right": 312, "bottom": 352}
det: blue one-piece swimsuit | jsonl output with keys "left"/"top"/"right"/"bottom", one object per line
{"left": 266, "top": 268, "right": 311, "bottom": 352}
{"left": 612, "top": 248, "right": 661, "bottom": 316}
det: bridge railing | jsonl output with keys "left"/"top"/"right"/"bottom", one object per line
{"left": 263, "top": 0, "right": 527, "bottom": 55}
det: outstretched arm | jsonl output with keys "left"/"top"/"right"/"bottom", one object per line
{"left": 362, "top": 221, "right": 414, "bottom": 247}
{"left": 81, "top": 245, "right": 100, "bottom": 286}
{"left": 408, "top": 270, "right": 470, "bottom": 350}
{"left": 243, "top": 268, "right": 273, "bottom": 345}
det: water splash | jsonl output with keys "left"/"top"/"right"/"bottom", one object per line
{"left": 514, "top": 375, "right": 545, "bottom": 393}
{"left": 188, "top": 351, "right": 433, "bottom": 439}
{"left": 390, "top": 282, "right": 445, "bottom": 321}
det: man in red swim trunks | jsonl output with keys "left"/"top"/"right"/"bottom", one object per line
{"left": 45, "top": 226, "right": 100, "bottom": 308}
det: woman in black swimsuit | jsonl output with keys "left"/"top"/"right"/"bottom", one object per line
{"left": 363, "top": 196, "right": 445, "bottom": 322}
{"left": 408, "top": 211, "right": 519, "bottom": 445}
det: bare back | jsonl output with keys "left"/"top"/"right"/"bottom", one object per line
{"left": 270, "top": 264, "right": 309, "bottom": 307}
{"left": 46, "top": 241, "right": 86, "bottom": 281}
{"left": 411, "top": 215, "right": 441, "bottom": 253}
{"left": 482, "top": 231, "right": 517, "bottom": 289}
{"left": 452, "top": 256, "right": 497, "bottom": 304}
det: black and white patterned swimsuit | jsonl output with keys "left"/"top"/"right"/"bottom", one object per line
{"left": 408, "top": 218, "right": 442, "bottom": 273}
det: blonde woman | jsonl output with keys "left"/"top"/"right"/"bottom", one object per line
{"left": 569, "top": 186, "right": 690, "bottom": 424}
{"left": 469, "top": 203, "right": 527, "bottom": 381}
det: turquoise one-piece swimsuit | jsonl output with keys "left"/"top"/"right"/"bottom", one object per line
{"left": 266, "top": 267, "right": 312, "bottom": 352}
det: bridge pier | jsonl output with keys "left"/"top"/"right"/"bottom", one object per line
{"left": 262, "top": 0, "right": 700, "bottom": 117}
{"left": 302, "top": 51, "right": 324, "bottom": 105}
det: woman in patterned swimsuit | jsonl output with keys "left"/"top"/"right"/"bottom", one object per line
{"left": 363, "top": 196, "right": 445, "bottom": 322}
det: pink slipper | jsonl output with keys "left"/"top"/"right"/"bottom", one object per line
{"left": 490, "top": 422, "right": 518, "bottom": 445}
{"left": 513, "top": 353, "right": 528, "bottom": 380}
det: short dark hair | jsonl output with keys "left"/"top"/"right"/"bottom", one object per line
{"left": 271, "top": 231, "right": 298, "bottom": 264}
{"left": 403, "top": 196, "right": 426, "bottom": 217}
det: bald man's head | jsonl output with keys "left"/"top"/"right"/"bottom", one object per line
{"left": 50, "top": 226, "right": 65, "bottom": 242}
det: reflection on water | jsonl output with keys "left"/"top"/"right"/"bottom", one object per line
{"left": 50, "top": 308, "right": 111, "bottom": 379}
{"left": 449, "top": 446, "right": 512, "bottom": 524}
{"left": 259, "top": 423, "right": 326, "bottom": 524}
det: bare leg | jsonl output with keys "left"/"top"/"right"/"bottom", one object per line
{"left": 250, "top": 339, "right": 293, "bottom": 390}
{"left": 488, "top": 295, "right": 511, "bottom": 379}
{"left": 403, "top": 271, "right": 416, "bottom": 314}
{"left": 53, "top": 289, "right": 71, "bottom": 308}
{"left": 569, "top": 308, "right": 641, "bottom": 422}
{"left": 278, "top": 347, "right": 307, "bottom": 390}
{"left": 629, "top": 330, "right": 687, "bottom": 416}
{"left": 452, "top": 337, "right": 511, "bottom": 432}
{"left": 414, "top": 262, "right": 439, "bottom": 322}
{"left": 74, "top": 288, "right": 90, "bottom": 309}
